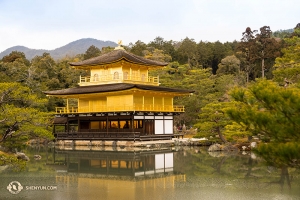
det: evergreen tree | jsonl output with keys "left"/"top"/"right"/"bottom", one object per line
{"left": 0, "top": 83, "right": 53, "bottom": 150}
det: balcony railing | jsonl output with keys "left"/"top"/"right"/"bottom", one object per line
{"left": 55, "top": 104, "right": 185, "bottom": 114}
{"left": 79, "top": 73, "right": 159, "bottom": 86}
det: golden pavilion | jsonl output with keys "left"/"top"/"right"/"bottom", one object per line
{"left": 44, "top": 44, "right": 193, "bottom": 141}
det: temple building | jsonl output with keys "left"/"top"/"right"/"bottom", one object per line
{"left": 44, "top": 44, "right": 193, "bottom": 141}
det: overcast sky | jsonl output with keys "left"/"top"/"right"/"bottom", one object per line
{"left": 0, "top": 0, "right": 299, "bottom": 53}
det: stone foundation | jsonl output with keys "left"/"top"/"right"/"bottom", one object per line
{"left": 55, "top": 138, "right": 210, "bottom": 148}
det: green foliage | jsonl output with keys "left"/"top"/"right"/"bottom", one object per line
{"left": 0, "top": 153, "right": 26, "bottom": 172}
{"left": 143, "top": 48, "right": 172, "bottom": 62}
{"left": 83, "top": 45, "right": 101, "bottom": 60}
{"left": 101, "top": 46, "right": 115, "bottom": 54}
{"left": 148, "top": 37, "right": 176, "bottom": 59}
{"left": 254, "top": 142, "right": 300, "bottom": 167}
{"left": 2, "top": 51, "right": 30, "bottom": 65}
{"left": 272, "top": 29, "right": 293, "bottom": 39}
{"left": 0, "top": 51, "right": 31, "bottom": 83}
{"left": 197, "top": 41, "right": 214, "bottom": 69}
{"left": 273, "top": 36, "right": 300, "bottom": 86}
{"left": 176, "top": 37, "right": 198, "bottom": 67}
{"left": 217, "top": 55, "right": 240, "bottom": 75}
{"left": 195, "top": 102, "right": 250, "bottom": 143}
{"left": 228, "top": 79, "right": 300, "bottom": 142}
{"left": 238, "top": 26, "right": 282, "bottom": 80}
{"left": 0, "top": 82, "right": 54, "bottom": 150}
{"left": 128, "top": 40, "right": 147, "bottom": 56}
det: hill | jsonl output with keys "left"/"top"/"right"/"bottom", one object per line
{"left": 0, "top": 38, "right": 117, "bottom": 60}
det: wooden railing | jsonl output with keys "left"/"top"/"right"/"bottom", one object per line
{"left": 54, "top": 131, "right": 173, "bottom": 141}
{"left": 55, "top": 104, "right": 185, "bottom": 114}
{"left": 79, "top": 74, "right": 159, "bottom": 86}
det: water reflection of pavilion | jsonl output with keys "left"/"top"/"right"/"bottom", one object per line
{"left": 52, "top": 149, "right": 185, "bottom": 199}
{"left": 53, "top": 149, "right": 181, "bottom": 178}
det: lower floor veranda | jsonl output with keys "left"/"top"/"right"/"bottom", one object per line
{"left": 53, "top": 112, "right": 178, "bottom": 141}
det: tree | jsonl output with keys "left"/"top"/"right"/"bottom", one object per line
{"left": 255, "top": 26, "right": 282, "bottom": 78}
{"left": 195, "top": 102, "right": 249, "bottom": 143}
{"left": 238, "top": 27, "right": 258, "bottom": 82}
{"left": 0, "top": 51, "right": 31, "bottom": 83}
{"left": 83, "top": 45, "right": 101, "bottom": 60}
{"left": 0, "top": 83, "right": 53, "bottom": 150}
{"left": 148, "top": 37, "right": 176, "bottom": 59}
{"left": 2, "top": 51, "right": 30, "bottom": 65}
{"left": 227, "top": 79, "right": 300, "bottom": 166}
{"left": 273, "top": 26, "right": 300, "bottom": 86}
{"left": 238, "top": 26, "right": 282, "bottom": 80}
{"left": 272, "top": 29, "right": 293, "bottom": 39}
{"left": 128, "top": 40, "right": 147, "bottom": 56}
{"left": 101, "top": 46, "right": 114, "bottom": 54}
{"left": 217, "top": 55, "right": 240, "bottom": 75}
{"left": 29, "top": 53, "right": 60, "bottom": 94}
{"left": 197, "top": 41, "right": 214, "bottom": 69}
{"left": 211, "top": 41, "right": 232, "bottom": 74}
{"left": 176, "top": 37, "right": 198, "bottom": 69}
{"left": 143, "top": 48, "right": 172, "bottom": 62}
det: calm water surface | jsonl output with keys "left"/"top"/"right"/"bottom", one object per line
{"left": 0, "top": 145, "right": 299, "bottom": 200}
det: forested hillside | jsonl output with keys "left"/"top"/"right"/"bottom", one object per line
{"left": 0, "top": 38, "right": 117, "bottom": 60}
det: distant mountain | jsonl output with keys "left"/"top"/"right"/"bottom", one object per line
{"left": 0, "top": 38, "right": 118, "bottom": 60}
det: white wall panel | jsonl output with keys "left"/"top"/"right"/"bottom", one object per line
{"left": 155, "top": 154, "right": 164, "bottom": 169}
{"left": 165, "top": 153, "right": 174, "bottom": 168}
{"left": 164, "top": 120, "right": 173, "bottom": 134}
{"left": 155, "top": 120, "right": 164, "bottom": 134}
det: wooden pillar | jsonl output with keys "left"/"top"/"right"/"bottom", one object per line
{"left": 66, "top": 98, "right": 69, "bottom": 113}
{"left": 77, "top": 118, "right": 80, "bottom": 133}
{"left": 67, "top": 117, "right": 69, "bottom": 134}
{"left": 153, "top": 97, "right": 154, "bottom": 111}
{"left": 106, "top": 115, "right": 108, "bottom": 135}
{"left": 142, "top": 95, "right": 145, "bottom": 111}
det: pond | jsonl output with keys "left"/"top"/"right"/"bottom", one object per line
{"left": 0, "top": 145, "right": 299, "bottom": 200}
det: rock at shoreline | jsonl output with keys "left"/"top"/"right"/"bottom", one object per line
{"left": 208, "top": 144, "right": 222, "bottom": 152}
{"left": 34, "top": 155, "right": 42, "bottom": 160}
{"left": 16, "top": 152, "right": 30, "bottom": 161}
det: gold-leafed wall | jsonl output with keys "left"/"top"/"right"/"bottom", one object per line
{"left": 69, "top": 92, "right": 178, "bottom": 113}
{"left": 107, "top": 95, "right": 133, "bottom": 111}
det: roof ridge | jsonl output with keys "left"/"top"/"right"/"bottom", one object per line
{"left": 69, "top": 49, "right": 167, "bottom": 67}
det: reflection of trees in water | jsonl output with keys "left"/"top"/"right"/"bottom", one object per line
{"left": 178, "top": 147, "right": 300, "bottom": 192}
{"left": 19, "top": 145, "right": 300, "bottom": 193}
{"left": 211, "top": 156, "right": 227, "bottom": 174}
{"left": 263, "top": 166, "right": 294, "bottom": 192}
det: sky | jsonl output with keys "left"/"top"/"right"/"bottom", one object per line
{"left": 0, "top": 0, "right": 299, "bottom": 53}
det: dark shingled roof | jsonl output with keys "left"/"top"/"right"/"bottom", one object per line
{"left": 44, "top": 83, "right": 194, "bottom": 96}
{"left": 69, "top": 49, "right": 168, "bottom": 67}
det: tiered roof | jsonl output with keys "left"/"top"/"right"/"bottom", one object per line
{"left": 44, "top": 83, "right": 193, "bottom": 96}
{"left": 69, "top": 49, "right": 168, "bottom": 67}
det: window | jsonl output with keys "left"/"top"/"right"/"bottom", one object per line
{"left": 114, "top": 71, "right": 119, "bottom": 79}
{"left": 123, "top": 72, "right": 128, "bottom": 80}
{"left": 141, "top": 74, "right": 146, "bottom": 81}
{"left": 93, "top": 73, "right": 99, "bottom": 81}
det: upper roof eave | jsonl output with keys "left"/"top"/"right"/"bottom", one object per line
{"left": 43, "top": 83, "right": 194, "bottom": 96}
{"left": 69, "top": 49, "right": 168, "bottom": 67}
